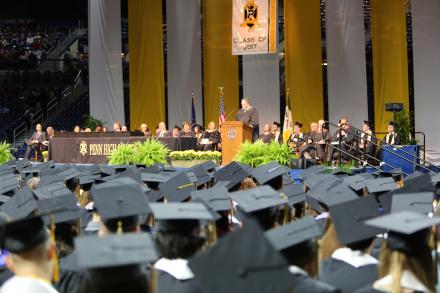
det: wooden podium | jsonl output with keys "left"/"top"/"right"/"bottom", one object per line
{"left": 220, "top": 121, "right": 253, "bottom": 165}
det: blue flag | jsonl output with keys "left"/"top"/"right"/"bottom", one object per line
{"left": 191, "top": 94, "right": 196, "bottom": 125}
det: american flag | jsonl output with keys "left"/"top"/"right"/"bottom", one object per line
{"left": 219, "top": 94, "right": 226, "bottom": 124}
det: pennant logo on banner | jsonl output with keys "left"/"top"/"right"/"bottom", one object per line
{"left": 232, "top": 0, "right": 277, "bottom": 55}
{"left": 241, "top": 0, "right": 260, "bottom": 31}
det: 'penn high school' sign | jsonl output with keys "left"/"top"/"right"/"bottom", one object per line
{"left": 232, "top": 0, "right": 277, "bottom": 55}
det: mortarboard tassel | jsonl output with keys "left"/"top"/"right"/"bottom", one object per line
{"left": 150, "top": 266, "right": 158, "bottom": 293}
{"left": 206, "top": 222, "right": 217, "bottom": 246}
{"left": 50, "top": 215, "right": 60, "bottom": 282}
{"left": 280, "top": 193, "right": 290, "bottom": 225}
{"left": 117, "top": 220, "right": 123, "bottom": 235}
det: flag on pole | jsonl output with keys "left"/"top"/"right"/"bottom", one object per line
{"left": 282, "top": 89, "right": 293, "bottom": 142}
{"left": 219, "top": 87, "right": 226, "bottom": 124}
{"left": 191, "top": 92, "right": 196, "bottom": 125}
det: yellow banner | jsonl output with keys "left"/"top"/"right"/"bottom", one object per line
{"left": 203, "top": 0, "right": 239, "bottom": 126}
{"left": 129, "top": 0, "right": 165, "bottom": 131}
{"left": 372, "top": 0, "right": 409, "bottom": 133}
{"left": 284, "top": 0, "right": 323, "bottom": 132}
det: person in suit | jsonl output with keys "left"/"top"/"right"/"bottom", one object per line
{"left": 259, "top": 124, "right": 273, "bottom": 144}
{"left": 384, "top": 121, "right": 401, "bottom": 145}
{"left": 24, "top": 123, "right": 46, "bottom": 160}
{"left": 326, "top": 117, "right": 355, "bottom": 163}
{"left": 236, "top": 97, "right": 259, "bottom": 141}
{"left": 140, "top": 123, "right": 151, "bottom": 137}
{"left": 299, "top": 122, "right": 320, "bottom": 159}
{"left": 199, "top": 121, "right": 220, "bottom": 151}
{"left": 271, "top": 122, "right": 282, "bottom": 143}
{"left": 41, "top": 126, "right": 54, "bottom": 152}
{"left": 156, "top": 121, "right": 170, "bottom": 138}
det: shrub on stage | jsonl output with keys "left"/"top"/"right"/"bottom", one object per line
{"left": 0, "top": 141, "right": 13, "bottom": 166}
{"left": 235, "top": 140, "right": 294, "bottom": 168}
{"left": 107, "top": 139, "right": 168, "bottom": 166}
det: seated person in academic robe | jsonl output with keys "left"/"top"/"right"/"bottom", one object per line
{"left": 316, "top": 121, "right": 330, "bottom": 161}
{"left": 319, "top": 197, "right": 380, "bottom": 293}
{"left": 271, "top": 122, "right": 282, "bottom": 143}
{"left": 193, "top": 125, "right": 203, "bottom": 142}
{"left": 259, "top": 124, "right": 273, "bottom": 144}
{"left": 0, "top": 216, "right": 59, "bottom": 293}
{"left": 151, "top": 203, "right": 208, "bottom": 293}
{"left": 112, "top": 121, "right": 122, "bottom": 132}
{"left": 180, "top": 121, "right": 195, "bottom": 138}
{"left": 266, "top": 217, "right": 340, "bottom": 293}
{"left": 236, "top": 97, "right": 259, "bottom": 141}
{"left": 172, "top": 126, "right": 181, "bottom": 138}
{"left": 140, "top": 123, "right": 152, "bottom": 137}
{"left": 384, "top": 121, "right": 401, "bottom": 145}
{"left": 289, "top": 122, "right": 305, "bottom": 150}
{"left": 358, "top": 120, "right": 376, "bottom": 159}
{"left": 299, "top": 122, "right": 320, "bottom": 159}
{"left": 198, "top": 121, "right": 220, "bottom": 151}
{"left": 326, "top": 117, "right": 355, "bottom": 163}
{"left": 156, "top": 121, "right": 171, "bottom": 138}
{"left": 24, "top": 123, "right": 46, "bottom": 159}
{"left": 354, "top": 212, "right": 438, "bottom": 293}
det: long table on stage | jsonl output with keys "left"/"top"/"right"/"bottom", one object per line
{"left": 49, "top": 135, "right": 197, "bottom": 164}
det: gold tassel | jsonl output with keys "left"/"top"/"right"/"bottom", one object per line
{"left": 280, "top": 193, "right": 290, "bottom": 225}
{"left": 117, "top": 220, "right": 123, "bottom": 235}
{"left": 206, "top": 222, "right": 217, "bottom": 246}
{"left": 49, "top": 215, "right": 60, "bottom": 282}
{"left": 150, "top": 266, "right": 157, "bottom": 293}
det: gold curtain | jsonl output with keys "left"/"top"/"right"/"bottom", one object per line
{"left": 372, "top": 0, "right": 409, "bottom": 132}
{"left": 284, "top": 0, "right": 323, "bottom": 132}
{"left": 129, "top": 0, "right": 165, "bottom": 131}
{"left": 203, "top": 0, "right": 239, "bottom": 126}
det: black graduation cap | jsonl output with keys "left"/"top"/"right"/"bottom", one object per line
{"left": 75, "top": 233, "right": 158, "bottom": 269}
{"left": 79, "top": 174, "right": 101, "bottom": 191}
{"left": 158, "top": 172, "right": 195, "bottom": 202}
{"left": 431, "top": 172, "right": 440, "bottom": 186}
{"left": 21, "top": 167, "right": 42, "bottom": 178}
{"left": 306, "top": 183, "right": 358, "bottom": 212}
{"left": 190, "top": 186, "right": 231, "bottom": 212}
{"left": 142, "top": 163, "right": 164, "bottom": 174}
{"left": 149, "top": 202, "right": 214, "bottom": 232}
{"left": 252, "top": 161, "right": 289, "bottom": 190}
{"left": 36, "top": 185, "right": 81, "bottom": 225}
{"left": 80, "top": 164, "right": 102, "bottom": 175}
{"left": 372, "top": 169, "right": 403, "bottom": 182}
{"left": 0, "top": 173, "right": 19, "bottom": 195}
{"left": 57, "top": 167, "right": 82, "bottom": 182}
{"left": 303, "top": 174, "right": 340, "bottom": 190}
{"left": 214, "top": 161, "right": 251, "bottom": 191}
{"left": 228, "top": 186, "right": 288, "bottom": 213}
{"left": 0, "top": 214, "right": 49, "bottom": 254}
{"left": 185, "top": 171, "right": 200, "bottom": 185}
{"left": 295, "top": 121, "right": 303, "bottom": 128}
{"left": 115, "top": 168, "right": 142, "bottom": 183}
{"left": 391, "top": 192, "right": 434, "bottom": 214}
{"left": 265, "top": 216, "right": 321, "bottom": 251}
{"left": 140, "top": 172, "right": 167, "bottom": 190}
{"left": 298, "top": 165, "right": 325, "bottom": 181}
{"left": 394, "top": 173, "right": 435, "bottom": 194}
{"left": 188, "top": 218, "right": 295, "bottom": 293}
{"left": 92, "top": 177, "right": 151, "bottom": 222}
{"left": 342, "top": 174, "right": 370, "bottom": 192}
{"left": 282, "top": 184, "right": 305, "bottom": 205}
{"left": 0, "top": 195, "right": 10, "bottom": 204}
{"left": 189, "top": 165, "right": 213, "bottom": 187}
{"left": 192, "top": 160, "right": 218, "bottom": 173}
{"left": 273, "top": 122, "right": 281, "bottom": 128}
{"left": 0, "top": 186, "right": 37, "bottom": 219}
{"left": 364, "top": 177, "right": 399, "bottom": 194}
{"left": 365, "top": 211, "right": 440, "bottom": 255}
{"left": 329, "top": 196, "right": 384, "bottom": 245}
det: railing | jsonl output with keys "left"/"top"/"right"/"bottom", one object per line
{"left": 375, "top": 131, "right": 426, "bottom": 165}
{"left": 12, "top": 121, "right": 27, "bottom": 144}
{"left": 46, "top": 96, "right": 59, "bottom": 120}
{"left": 325, "top": 121, "right": 439, "bottom": 174}
{"left": 73, "top": 70, "right": 82, "bottom": 88}
{"left": 31, "top": 109, "right": 43, "bottom": 127}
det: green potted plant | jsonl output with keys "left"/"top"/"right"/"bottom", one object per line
{"left": 0, "top": 141, "right": 13, "bottom": 165}
{"left": 132, "top": 139, "right": 168, "bottom": 166}
{"left": 107, "top": 143, "right": 136, "bottom": 165}
{"left": 235, "top": 140, "right": 296, "bottom": 168}
{"left": 83, "top": 114, "right": 106, "bottom": 131}
{"left": 394, "top": 110, "right": 417, "bottom": 145}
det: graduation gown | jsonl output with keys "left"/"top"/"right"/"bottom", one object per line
{"left": 54, "top": 252, "right": 84, "bottom": 293}
{"left": 319, "top": 248, "right": 379, "bottom": 293}
{"left": 289, "top": 266, "right": 340, "bottom": 293}
{"left": 259, "top": 133, "right": 273, "bottom": 144}
{"left": 154, "top": 258, "right": 203, "bottom": 293}
{"left": 236, "top": 107, "right": 259, "bottom": 140}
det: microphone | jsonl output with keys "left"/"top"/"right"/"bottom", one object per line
{"left": 226, "top": 109, "right": 237, "bottom": 121}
